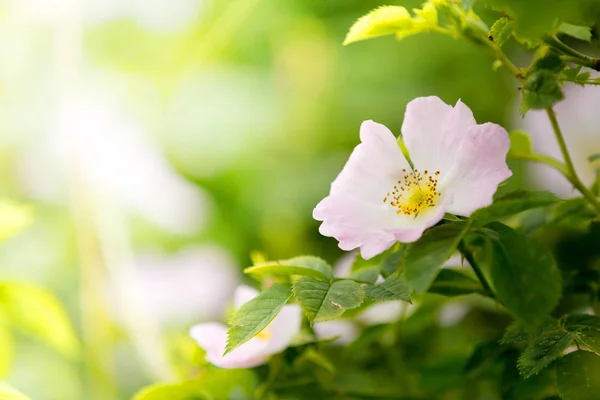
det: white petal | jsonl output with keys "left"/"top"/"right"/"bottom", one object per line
{"left": 313, "top": 320, "right": 359, "bottom": 345}
{"left": 189, "top": 322, "right": 270, "bottom": 368}
{"left": 233, "top": 285, "right": 260, "bottom": 309}
{"left": 264, "top": 304, "right": 302, "bottom": 354}
{"left": 314, "top": 120, "right": 448, "bottom": 259}
{"left": 440, "top": 123, "right": 512, "bottom": 216}
{"left": 402, "top": 97, "right": 477, "bottom": 178}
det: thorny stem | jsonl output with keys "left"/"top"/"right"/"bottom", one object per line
{"left": 545, "top": 107, "right": 600, "bottom": 214}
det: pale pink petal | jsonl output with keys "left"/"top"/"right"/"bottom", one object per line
{"left": 233, "top": 285, "right": 259, "bottom": 309}
{"left": 402, "top": 97, "right": 477, "bottom": 177}
{"left": 264, "top": 304, "right": 302, "bottom": 354}
{"left": 313, "top": 320, "right": 359, "bottom": 345}
{"left": 314, "top": 120, "right": 449, "bottom": 259}
{"left": 440, "top": 123, "right": 512, "bottom": 216}
{"left": 189, "top": 322, "right": 270, "bottom": 369}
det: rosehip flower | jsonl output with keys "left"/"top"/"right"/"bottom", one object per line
{"left": 314, "top": 96, "right": 511, "bottom": 259}
{"left": 189, "top": 285, "right": 302, "bottom": 369}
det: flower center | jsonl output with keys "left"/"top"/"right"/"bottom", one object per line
{"left": 256, "top": 328, "right": 273, "bottom": 341}
{"left": 383, "top": 168, "right": 440, "bottom": 216}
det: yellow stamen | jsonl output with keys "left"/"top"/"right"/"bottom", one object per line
{"left": 256, "top": 329, "right": 273, "bottom": 341}
{"left": 382, "top": 169, "right": 441, "bottom": 216}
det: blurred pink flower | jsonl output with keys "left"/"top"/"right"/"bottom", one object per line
{"left": 190, "top": 285, "right": 302, "bottom": 369}
{"left": 314, "top": 96, "right": 511, "bottom": 259}
{"left": 518, "top": 79, "right": 600, "bottom": 197}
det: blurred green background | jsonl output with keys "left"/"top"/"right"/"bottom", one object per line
{"left": 0, "top": 0, "right": 599, "bottom": 399}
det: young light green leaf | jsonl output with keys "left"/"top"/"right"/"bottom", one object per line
{"left": 562, "top": 65, "right": 583, "bottom": 80}
{"left": 559, "top": 23, "right": 592, "bottom": 42}
{"left": 471, "top": 190, "right": 558, "bottom": 226}
{"left": 428, "top": 268, "right": 483, "bottom": 297}
{"left": 507, "top": 130, "right": 533, "bottom": 158}
{"left": 244, "top": 255, "right": 333, "bottom": 281}
{"left": 518, "top": 330, "right": 575, "bottom": 378}
{"left": 293, "top": 278, "right": 364, "bottom": 324}
{"left": 0, "top": 283, "right": 79, "bottom": 357}
{"left": 0, "top": 383, "right": 31, "bottom": 400}
{"left": 557, "top": 351, "right": 600, "bottom": 400}
{"left": 521, "top": 70, "right": 564, "bottom": 114}
{"left": 404, "top": 221, "right": 471, "bottom": 293}
{"left": 343, "top": 6, "right": 413, "bottom": 45}
{"left": 478, "top": 223, "right": 562, "bottom": 328}
{"left": 364, "top": 274, "right": 412, "bottom": 302}
{"left": 225, "top": 283, "right": 292, "bottom": 354}
{"left": 489, "top": 17, "right": 514, "bottom": 48}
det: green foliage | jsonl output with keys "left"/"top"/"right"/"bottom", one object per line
{"left": 532, "top": 53, "right": 565, "bottom": 73}
{"left": 349, "top": 266, "right": 380, "bottom": 285}
{"left": 225, "top": 283, "right": 292, "bottom": 354}
{"left": 294, "top": 278, "right": 364, "bottom": 324}
{"left": 477, "top": 223, "right": 562, "bottom": 328}
{"left": 521, "top": 71, "right": 564, "bottom": 114}
{"left": 558, "top": 23, "right": 592, "bottom": 42}
{"left": 364, "top": 274, "right": 412, "bottom": 302}
{"left": 428, "top": 268, "right": 483, "bottom": 297}
{"left": 244, "top": 256, "right": 333, "bottom": 281}
{"left": 507, "top": 130, "right": 533, "bottom": 158}
{"left": 557, "top": 351, "right": 600, "bottom": 400}
{"left": 0, "top": 383, "right": 30, "bottom": 400}
{"left": 133, "top": 369, "right": 257, "bottom": 400}
{"left": 489, "top": 17, "right": 514, "bottom": 48}
{"left": 518, "top": 329, "right": 574, "bottom": 378}
{"left": 471, "top": 190, "right": 558, "bottom": 226}
{"left": 404, "top": 221, "right": 471, "bottom": 293}
{"left": 0, "top": 283, "right": 78, "bottom": 358}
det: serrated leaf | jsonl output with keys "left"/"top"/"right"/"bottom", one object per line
{"left": 294, "top": 278, "right": 364, "bottom": 324}
{"left": 478, "top": 223, "right": 562, "bottom": 328}
{"left": 559, "top": 23, "right": 592, "bottom": 42}
{"left": 518, "top": 330, "right": 574, "bottom": 378}
{"left": 533, "top": 54, "right": 565, "bottom": 73}
{"left": 244, "top": 256, "right": 333, "bottom": 281}
{"left": 380, "top": 246, "right": 406, "bottom": 278}
{"left": 557, "top": 351, "right": 600, "bottom": 400}
{"left": 0, "top": 283, "right": 79, "bottom": 357}
{"left": 489, "top": 17, "right": 514, "bottom": 48}
{"left": 428, "top": 268, "right": 482, "bottom": 297}
{"left": 225, "top": 283, "right": 292, "bottom": 354}
{"left": 471, "top": 190, "right": 558, "bottom": 227}
{"left": 562, "top": 66, "right": 583, "bottom": 80}
{"left": 343, "top": 6, "right": 412, "bottom": 45}
{"left": 0, "top": 383, "right": 30, "bottom": 400}
{"left": 364, "top": 274, "right": 412, "bottom": 302}
{"left": 563, "top": 314, "right": 600, "bottom": 355}
{"left": 349, "top": 266, "right": 380, "bottom": 285}
{"left": 404, "top": 221, "right": 471, "bottom": 293}
{"left": 521, "top": 70, "right": 564, "bottom": 113}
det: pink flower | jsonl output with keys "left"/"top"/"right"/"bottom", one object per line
{"left": 314, "top": 96, "right": 511, "bottom": 259}
{"left": 189, "top": 285, "right": 302, "bottom": 369}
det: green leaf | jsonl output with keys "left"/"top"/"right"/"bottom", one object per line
{"left": 0, "top": 283, "right": 79, "bottom": 357}
{"left": 507, "top": 130, "right": 533, "bottom": 158}
{"left": 428, "top": 268, "right": 483, "bottom": 297}
{"left": 364, "top": 274, "right": 412, "bottom": 302}
{"left": 225, "top": 283, "right": 292, "bottom": 354}
{"left": 563, "top": 314, "right": 600, "bottom": 355}
{"left": 349, "top": 266, "right": 380, "bottom": 285}
{"left": 557, "top": 351, "right": 600, "bottom": 400}
{"left": 587, "top": 153, "right": 600, "bottom": 164}
{"left": 379, "top": 246, "right": 406, "bottom": 278}
{"left": 344, "top": 6, "right": 413, "bottom": 45}
{"left": 533, "top": 54, "right": 565, "bottom": 73}
{"left": 489, "top": 17, "right": 514, "bottom": 48}
{"left": 521, "top": 71, "right": 564, "bottom": 114}
{"left": 294, "top": 278, "right": 364, "bottom": 324}
{"left": 244, "top": 256, "right": 333, "bottom": 281}
{"left": 559, "top": 23, "right": 592, "bottom": 42}
{"left": 461, "top": 0, "right": 475, "bottom": 11}
{"left": 518, "top": 330, "right": 575, "bottom": 378}
{"left": 132, "top": 383, "right": 204, "bottom": 400}
{"left": 0, "top": 383, "right": 30, "bottom": 400}
{"left": 471, "top": 190, "right": 558, "bottom": 226}
{"left": 562, "top": 65, "right": 583, "bottom": 80}
{"left": 404, "top": 221, "right": 471, "bottom": 293}
{"left": 478, "top": 223, "right": 562, "bottom": 328}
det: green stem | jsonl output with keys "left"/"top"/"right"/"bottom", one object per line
{"left": 255, "top": 354, "right": 283, "bottom": 399}
{"left": 508, "top": 153, "right": 569, "bottom": 176}
{"left": 545, "top": 36, "right": 600, "bottom": 70}
{"left": 546, "top": 107, "right": 600, "bottom": 214}
{"left": 458, "top": 241, "right": 493, "bottom": 296}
